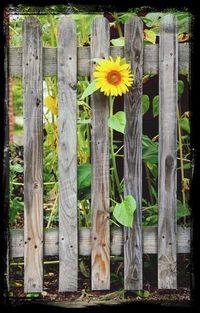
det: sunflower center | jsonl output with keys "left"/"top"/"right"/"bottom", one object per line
{"left": 106, "top": 70, "right": 122, "bottom": 86}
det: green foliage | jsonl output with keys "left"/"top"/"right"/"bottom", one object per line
{"left": 111, "top": 37, "right": 125, "bottom": 46}
{"left": 152, "top": 95, "right": 159, "bottom": 118}
{"left": 113, "top": 195, "right": 136, "bottom": 227}
{"left": 80, "top": 79, "right": 99, "bottom": 100}
{"left": 180, "top": 116, "right": 190, "bottom": 133}
{"left": 26, "top": 293, "right": 40, "bottom": 298}
{"left": 142, "top": 135, "right": 158, "bottom": 165}
{"left": 108, "top": 111, "right": 126, "bottom": 134}
{"left": 71, "top": 14, "right": 100, "bottom": 46}
{"left": 77, "top": 163, "right": 91, "bottom": 190}
{"left": 178, "top": 80, "right": 184, "bottom": 99}
{"left": 12, "top": 79, "right": 23, "bottom": 116}
{"left": 9, "top": 159, "right": 24, "bottom": 225}
{"left": 143, "top": 11, "right": 191, "bottom": 35}
{"left": 142, "top": 95, "right": 150, "bottom": 115}
{"left": 177, "top": 200, "right": 190, "bottom": 219}
{"left": 134, "top": 290, "right": 150, "bottom": 298}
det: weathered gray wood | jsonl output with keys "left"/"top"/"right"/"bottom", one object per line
{"left": 90, "top": 16, "right": 110, "bottom": 290}
{"left": 9, "top": 43, "right": 190, "bottom": 77}
{"left": 22, "top": 17, "right": 43, "bottom": 293}
{"left": 158, "top": 14, "right": 178, "bottom": 289}
{"left": 124, "top": 16, "right": 143, "bottom": 291}
{"left": 10, "top": 226, "right": 191, "bottom": 258}
{"left": 57, "top": 17, "right": 77, "bottom": 292}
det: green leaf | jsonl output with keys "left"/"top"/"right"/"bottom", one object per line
{"left": 10, "top": 163, "right": 23, "bottom": 173}
{"left": 152, "top": 95, "right": 159, "bottom": 117}
{"left": 142, "top": 95, "right": 150, "bottom": 115}
{"left": 144, "top": 12, "right": 163, "bottom": 27}
{"left": 143, "top": 290, "right": 150, "bottom": 298}
{"left": 144, "top": 29, "right": 156, "bottom": 44}
{"left": 142, "top": 135, "right": 158, "bottom": 164}
{"left": 117, "top": 12, "right": 136, "bottom": 23}
{"left": 77, "top": 163, "right": 91, "bottom": 190}
{"left": 108, "top": 111, "right": 126, "bottom": 134}
{"left": 177, "top": 200, "right": 190, "bottom": 218}
{"left": 26, "top": 293, "right": 40, "bottom": 298}
{"left": 113, "top": 195, "right": 136, "bottom": 227}
{"left": 178, "top": 80, "right": 184, "bottom": 98}
{"left": 180, "top": 116, "right": 190, "bottom": 133}
{"left": 151, "top": 26, "right": 160, "bottom": 36}
{"left": 175, "top": 12, "right": 191, "bottom": 34}
{"left": 80, "top": 80, "right": 99, "bottom": 100}
{"left": 135, "top": 290, "right": 150, "bottom": 298}
{"left": 111, "top": 37, "right": 125, "bottom": 46}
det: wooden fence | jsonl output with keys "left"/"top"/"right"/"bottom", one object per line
{"left": 8, "top": 15, "right": 190, "bottom": 293}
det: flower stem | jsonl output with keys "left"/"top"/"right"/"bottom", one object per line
{"left": 109, "top": 95, "right": 123, "bottom": 201}
{"left": 113, "top": 12, "right": 123, "bottom": 38}
{"left": 144, "top": 162, "right": 154, "bottom": 205}
{"left": 46, "top": 193, "right": 58, "bottom": 229}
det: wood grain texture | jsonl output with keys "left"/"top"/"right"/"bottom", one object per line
{"left": 10, "top": 226, "right": 191, "bottom": 258}
{"left": 9, "top": 43, "right": 190, "bottom": 77}
{"left": 22, "top": 17, "right": 43, "bottom": 293}
{"left": 90, "top": 16, "right": 110, "bottom": 290}
{"left": 158, "top": 14, "right": 178, "bottom": 289}
{"left": 57, "top": 17, "right": 78, "bottom": 292}
{"left": 124, "top": 16, "right": 143, "bottom": 291}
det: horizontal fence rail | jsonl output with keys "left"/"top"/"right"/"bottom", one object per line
{"left": 9, "top": 43, "right": 189, "bottom": 77}
{"left": 10, "top": 226, "right": 191, "bottom": 258}
{"left": 8, "top": 14, "right": 191, "bottom": 294}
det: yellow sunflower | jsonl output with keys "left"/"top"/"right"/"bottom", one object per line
{"left": 93, "top": 56, "right": 133, "bottom": 96}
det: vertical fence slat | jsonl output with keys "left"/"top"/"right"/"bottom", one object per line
{"left": 57, "top": 17, "right": 77, "bottom": 292}
{"left": 91, "top": 16, "right": 110, "bottom": 290}
{"left": 124, "top": 16, "right": 143, "bottom": 290}
{"left": 23, "top": 17, "right": 43, "bottom": 293}
{"left": 158, "top": 14, "right": 178, "bottom": 289}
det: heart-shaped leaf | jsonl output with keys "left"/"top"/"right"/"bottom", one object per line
{"left": 113, "top": 195, "right": 136, "bottom": 227}
{"left": 108, "top": 111, "right": 126, "bottom": 134}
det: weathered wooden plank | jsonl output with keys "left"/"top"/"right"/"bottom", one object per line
{"left": 9, "top": 43, "right": 190, "bottom": 77}
{"left": 57, "top": 17, "right": 77, "bottom": 292}
{"left": 124, "top": 16, "right": 143, "bottom": 291}
{"left": 10, "top": 226, "right": 191, "bottom": 257}
{"left": 158, "top": 14, "right": 178, "bottom": 289}
{"left": 22, "top": 17, "right": 43, "bottom": 293}
{"left": 90, "top": 16, "right": 110, "bottom": 290}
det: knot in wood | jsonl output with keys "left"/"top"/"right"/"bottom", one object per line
{"left": 165, "top": 155, "right": 174, "bottom": 170}
{"left": 69, "top": 82, "right": 77, "bottom": 90}
{"left": 33, "top": 182, "right": 39, "bottom": 189}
